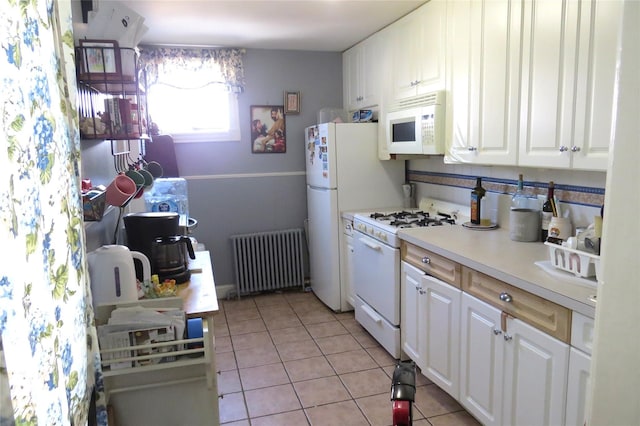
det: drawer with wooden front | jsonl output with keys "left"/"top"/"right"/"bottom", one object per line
{"left": 462, "top": 266, "right": 571, "bottom": 343}
{"left": 401, "top": 242, "right": 461, "bottom": 288}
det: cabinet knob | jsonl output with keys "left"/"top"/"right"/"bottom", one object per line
{"left": 421, "top": 257, "right": 431, "bottom": 264}
{"left": 467, "top": 146, "right": 477, "bottom": 151}
{"left": 499, "top": 292, "right": 512, "bottom": 303}
{"left": 493, "top": 329, "right": 502, "bottom": 336}
{"left": 559, "top": 146, "right": 569, "bottom": 152}
{"left": 504, "top": 334, "right": 513, "bottom": 342}
{"left": 571, "top": 146, "right": 581, "bottom": 152}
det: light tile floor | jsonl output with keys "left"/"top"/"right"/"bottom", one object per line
{"left": 215, "top": 289, "right": 481, "bottom": 426}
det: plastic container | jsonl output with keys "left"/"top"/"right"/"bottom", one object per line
{"left": 82, "top": 190, "right": 106, "bottom": 221}
{"left": 545, "top": 241, "right": 600, "bottom": 279}
{"left": 144, "top": 178, "right": 189, "bottom": 226}
{"left": 318, "top": 108, "right": 349, "bottom": 124}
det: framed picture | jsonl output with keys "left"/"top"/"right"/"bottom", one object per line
{"left": 250, "top": 105, "right": 286, "bottom": 153}
{"left": 78, "top": 39, "right": 121, "bottom": 78}
{"left": 284, "top": 91, "right": 300, "bottom": 114}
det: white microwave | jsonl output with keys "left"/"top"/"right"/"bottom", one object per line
{"left": 385, "top": 91, "right": 445, "bottom": 155}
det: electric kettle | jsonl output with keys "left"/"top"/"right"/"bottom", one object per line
{"left": 87, "top": 245, "right": 151, "bottom": 306}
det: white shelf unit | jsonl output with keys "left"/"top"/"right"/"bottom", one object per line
{"left": 95, "top": 294, "right": 219, "bottom": 425}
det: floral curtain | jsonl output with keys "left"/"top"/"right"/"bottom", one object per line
{"left": 139, "top": 46, "right": 246, "bottom": 93}
{"left": 0, "top": 0, "right": 105, "bottom": 424}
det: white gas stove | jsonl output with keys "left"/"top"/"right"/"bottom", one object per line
{"left": 351, "top": 199, "right": 468, "bottom": 358}
{"left": 353, "top": 199, "right": 469, "bottom": 248}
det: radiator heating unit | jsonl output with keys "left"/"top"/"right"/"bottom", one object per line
{"left": 231, "top": 228, "right": 305, "bottom": 297}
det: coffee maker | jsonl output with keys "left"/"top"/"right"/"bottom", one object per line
{"left": 123, "top": 212, "right": 194, "bottom": 283}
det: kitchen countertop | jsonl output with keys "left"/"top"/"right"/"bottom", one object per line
{"left": 178, "top": 250, "right": 219, "bottom": 319}
{"left": 398, "top": 225, "right": 597, "bottom": 318}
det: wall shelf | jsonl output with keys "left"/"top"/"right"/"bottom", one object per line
{"left": 75, "top": 42, "right": 149, "bottom": 141}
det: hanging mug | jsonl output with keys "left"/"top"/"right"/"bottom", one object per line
{"left": 105, "top": 174, "right": 137, "bottom": 207}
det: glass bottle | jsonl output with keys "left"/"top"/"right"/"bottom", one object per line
{"left": 470, "top": 177, "right": 485, "bottom": 225}
{"left": 511, "top": 174, "right": 527, "bottom": 209}
{"left": 541, "top": 181, "right": 555, "bottom": 241}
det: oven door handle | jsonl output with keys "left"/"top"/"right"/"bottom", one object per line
{"left": 359, "top": 237, "right": 382, "bottom": 251}
{"left": 361, "top": 304, "right": 383, "bottom": 324}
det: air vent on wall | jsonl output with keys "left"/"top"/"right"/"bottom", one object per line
{"left": 389, "top": 91, "right": 444, "bottom": 112}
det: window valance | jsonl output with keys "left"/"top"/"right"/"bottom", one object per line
{"left": 139, "top": 46, "right": 246, "bottom": 93}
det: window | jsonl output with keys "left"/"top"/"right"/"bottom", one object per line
{"left": 140, "top": 47, "right": 245, "bottom": 143}
{"left": 147, "top": 78, "right": 240, "bottom": 143}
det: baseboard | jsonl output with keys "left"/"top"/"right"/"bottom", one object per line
{"left": 215, "top": 284, "right": 236, "bottom": 300}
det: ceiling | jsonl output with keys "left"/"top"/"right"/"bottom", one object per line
{"left": 75, "top": 0, "right": 427, "bottom": 52}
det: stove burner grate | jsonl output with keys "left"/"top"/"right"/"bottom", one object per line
{"left": 365, "top": 209, "right": 457, "bottom": 229}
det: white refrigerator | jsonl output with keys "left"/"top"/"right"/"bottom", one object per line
{"left": 305, "top": 122, "right": 405, "bottom": 311}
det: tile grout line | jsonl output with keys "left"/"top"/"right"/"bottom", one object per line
{"left": 221, "top": 293, "right": 379, "bottom": 425}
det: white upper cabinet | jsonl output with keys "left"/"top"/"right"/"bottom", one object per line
{"left": 343, "top": 32, "right": 385, "bottom": 112}
{"left": 518, "top": 0, "right": 623, "bottom": 170}
{"left": 445, "top": 0, "right": 622, "bottom": 169}
{"left": 391, "top": 0, "right": 447, "bottom": 100}
{"left": 446, "top": 0, "right": 521, "bottom": 165}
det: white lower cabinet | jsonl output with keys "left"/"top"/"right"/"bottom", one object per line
{"left": 401, "top": 262, "right": 461, "bottom": 398}
{"left": 460, "top": 292, "right": 504, "bottom": 426}
{"left": 565, "top": 347, "right": 592, "bottom": 426}
{"left": 502, "top": 316, "right": 569, "bottom": 426}
{"left": 401, "top": 242, "right": 590, "bottom": 426}
{"left": 460, "top": 293, "right": 570, "bottom": 426}
{"left": 401, "top": 262, "right": 424, "bottom": 365}
{"left": 565, "top": 311, "right": 594, "bottom": 426}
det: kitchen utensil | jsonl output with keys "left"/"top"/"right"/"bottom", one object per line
{"left": 509, "top": 209, "right": 540, "bottom": 241}
{"left": 87, "top": 245, "right": 151, "bottom": 306}
{"left": 106, "top": 174, "right": 137, "bottom": 206}
{"left": 138, "top": 168, "right": 155, "bottom": 187}
{"left": 125, "top": 169, "right": 146, "bottom": 199}
{"left": 146, "top": 161, "right": 164, "bottom": 178}
{"left": 549, "top": 216, "right": 572, "bottom": 240}
{"left": 402, "top": 183, "right": 416, "bottom": 208}
{"left": 151, "top": 235, "right": 196, "bottom": 284}
{"left": 123, "top": 212, "right": 180, "bottom": 280}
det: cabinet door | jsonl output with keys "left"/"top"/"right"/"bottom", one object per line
{"left": 392, "top": 1, "right": 446, "bottom": 100}
{"left": 518, "top": 0, "right": 622, "bottom": 170}
{"left": 459, "top": 293, "right": 503, "bottom": 426}
{"left": 502, "top": 317, "right": 569, "bottom": 426}
{"left": 359, "top": 34, "right": 382, "bottom": 109}
{"left": 570, "top": 0, "right": 623, "bottom": 170}
{"left": 518, "top": 0, "right": 578, "bottom": 168}
{"left": 422, "top": 275, "right": 461, "bottom": 399}
{"left": 401, "top": 262, "right": 425, "bottom": 367}
{"left": 343, "top": 35, "right": 383, "bottom": 112}
{"left": 565, "top": 347, "right": 591, "bottom": 426}
{"left": 446, "top": 0, "right": 520, "bottom": 165}
{"left": 342, "top": 46, "right": 360, "bottom": 111}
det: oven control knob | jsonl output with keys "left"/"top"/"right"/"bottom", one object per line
{"left": 422, "top": 257, "right": 431, "bottom": 264}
